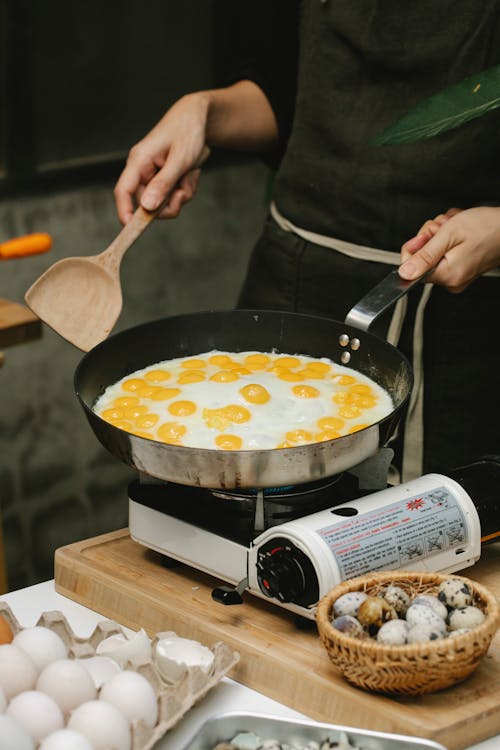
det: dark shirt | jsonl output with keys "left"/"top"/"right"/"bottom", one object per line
{"left": 232, "top": 0, "right": 500, "bottom": 251}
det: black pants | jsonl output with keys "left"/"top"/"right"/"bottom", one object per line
{"left": 238, "top": 217, "right": 500, "bottom": 475}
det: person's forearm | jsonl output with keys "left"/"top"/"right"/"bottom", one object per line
{"left": 201, "top": 80, "right": 280, "bottom": 152}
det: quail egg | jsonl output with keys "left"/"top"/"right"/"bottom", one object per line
{"left": 332, "top": 592, "right": 368, "bottom": 618}
{"left": 437, "top": 578, "right": 473, "bottom": 609}
{"left": 448, "top": 605, "right": 485, "bottom": 631}
{"left": 405, "top": 603, "right": 447, "bottom": 635}
{"left": 407, "top": 624, "right": 448, "bottom": 643}
{"left": 382, "top": 585, "right": 411, "bottom": 616}
{"left": 376, "top": 619, "right": 409, "bottom": 645}
{"left": 331, "top": 615, "right": 365, "bottom": 638}
{"left": 412, "top": 594, "right": 447, "bottom": 620}
{"left": 357, "top": 596, "right": 397, "bottom": 635}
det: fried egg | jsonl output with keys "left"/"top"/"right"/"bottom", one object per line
{"left": 93, "top": 350, "right": 393, "bottom": 450}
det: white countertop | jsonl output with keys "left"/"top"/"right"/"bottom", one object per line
{"left": 2, "top": 581, "right": 499, "bottom": 750}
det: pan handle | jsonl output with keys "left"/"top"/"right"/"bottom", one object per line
{"left": 344, "top": 268, "right": 432, "bottom": 332}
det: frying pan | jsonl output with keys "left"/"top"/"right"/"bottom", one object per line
{"left": 75, "top": 269, "right": 417, "bottom": 489}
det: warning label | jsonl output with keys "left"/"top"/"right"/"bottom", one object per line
{"left": 316, "top": 487, "right": 467, "bottom": 580}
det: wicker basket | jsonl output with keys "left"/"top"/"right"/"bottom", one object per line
{"left": 316, "top": 570, "right": 500, "bottom": 695}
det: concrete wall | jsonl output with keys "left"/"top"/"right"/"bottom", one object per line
{"left": 0, "top": 159, "right": 269, "bottom": 589}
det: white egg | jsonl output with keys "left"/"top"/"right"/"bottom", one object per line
{"left": 95, "top": 629, "right": 151, "bottom": 668}
{"left": 76, "top": 655, "right": 121, "bottom": 689}
{"left": 100, "top": 670, "right": 158, "bottom": 728}
{"left": 36, "top": 658, "right": 97, "bottom": 714}
{"left": 6, "top": 690, "right": 63, "bottom": 743}
{"left": 0, "top": 644, "right": 38, "bottom": 699}
{"left": 68, "top": 700, "right": 131, "bottom": 750}
{"left": 154, "top": 635, "right": 214, "bottom": 683}
{"left": 13, "top": 627, "right": 68, "bottom": 672}
{"left": 39, "top": 728, "right": 93, "bottom": 750}
{"left": 0, "top": 714, "right": 35, "bottom": 750}
{"left": 0, "top": 685, "right": 6, "bottom": 712}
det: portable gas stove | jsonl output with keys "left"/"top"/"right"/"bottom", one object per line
{"left": 129, "top": 452, "right": 500, "bottom": 620}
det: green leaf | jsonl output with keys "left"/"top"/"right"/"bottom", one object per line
{"left": 373, "top": 64, "right": 500, "bottom": 145}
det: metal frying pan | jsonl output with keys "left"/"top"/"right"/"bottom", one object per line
{"left": 75, "top": 270, "right": 417, "bottom": 488}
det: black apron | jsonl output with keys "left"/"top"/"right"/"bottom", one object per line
{"left": 238, "top": 1, "right": 500, "bottom": 477}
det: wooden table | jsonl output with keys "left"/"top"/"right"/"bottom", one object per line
{"left": 0, "top": 297, "right": 41, "bottom": 593}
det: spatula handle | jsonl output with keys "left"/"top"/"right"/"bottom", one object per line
{"left": 98, "top": 206, "right": 160, "bottom": 275}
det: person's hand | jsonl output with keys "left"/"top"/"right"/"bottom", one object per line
{"left": 399, "top": 206, "right": 500, "bottom": 292}
{"left": 114, "top": 93, "right": 211, "bottom": 224}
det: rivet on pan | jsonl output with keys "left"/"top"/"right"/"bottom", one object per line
{"left": 350, "top": 338, "right": 361, "bottom": 351}
{"left": 339, "top": 334, "right": 349, "bottom": 347}
{"left": 341, "top": 351, "right": 351, "bottom": 364}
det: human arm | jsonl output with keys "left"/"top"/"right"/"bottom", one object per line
{"left": 398, "top": 206, "right": 500, "bottom": 293}
{"left": 114, "top": 80, "right": 279, "bottom": 224}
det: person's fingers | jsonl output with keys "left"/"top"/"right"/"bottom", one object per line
{"left": 141, "top": 148, "right": 204, "bottom": 211}
{"left": 445, "top": 207, "right": 462, "bottom": 218}
{"left": 401, "top": 234, "right": 429, "bottom": 262}
{"left": 398, "top": 229, "right": 451, "bottom": 281}
{"left": 114, "top": 158, "right": 158, "bottom": 224}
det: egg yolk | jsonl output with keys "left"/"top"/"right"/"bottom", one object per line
{"left": 144, "top": 369, "right": 171, "bottom": 382}
{"left": 348, "top": 423, "right": 369, "bottom": 433}
{"left": 231, "top": 366, "right": 251, "bottom": 376}
{"left": 181, "top": 358, "right": 206, "bottom": 369}
{"left": 178, "top": 371, "right": 205, "bottom": 384}
{"left": 148, "top": 387, "right": 182, "bottom": 401}
{"left": 209, "top": 354, "right": 237, "bottom": 368}
{"left": 215, "top": 434, "right": 243, "bottom": 450}
{"left": 307, "top": 361, "right": 331, "bottom": 374}
{"left": 240, "top": 384, "right": 270, "bottom": 404}
{"left": 101, "top": 408, "right": 124, "bottom": 421}
{"left": 130, "top": 429, "right": 155, "bottom": 439}
{"left": 168, "top": 400, "right": 197, "bottom": 417}
{"left": 296, "top": 367, "right": 325, "bottom": 379}
{"left": 122, "top": 378, "right": 146, "bottom": 392}
{"left": 285, "top": 429, "right": 313, "bottom": 444}
{"left": 122, "top": 405, "right": 148, "bottom": 419}
{"left": 274, "top": 367, "right": 303, "bottom": 382}
{"left": 292, "top": 385, "right": 320, "bottom": 398}
{"left": 338, "top": 405, "right": 362, "bottom": 419}
{"left": 274, "top": 356, "right": 301, "bottom": 368}
{"left": 113, "top": 396, "right": 140, "bottom": 408}
{"left": 349, "top": 384, "right": 372, "bottom": 395}
{"left": 111, "top": 420, "right": 133, "bottom": 431}
{"left": 315, "top": 430, "right": 341, "bottom": 441}
{"left": 157, "top": 422, "right": 187, "bottom": 442}
{"left": 210, "top": 370, "right": 239, "bottom": 383}
{"left": 135, "top": 414, "right": 159, "bottom": 429}
{"left": 136, "top": 385, "right": 159, "bottom": 399}
{"left": 317, "top": 416, "right": 345, "bottom": 431}
{"left": 222, "top": 405, "right": 251, "bottom": 423}
{"left": 334, "top": 374, "right": 357, "bottom": 386}
{"left": 244, "top": 353, "right": 271, "bottom": 367}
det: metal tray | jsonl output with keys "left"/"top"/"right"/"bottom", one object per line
{"left": 180, "top": 711, "right": 448, "bottom": 750}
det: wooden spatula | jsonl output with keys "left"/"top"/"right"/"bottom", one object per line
{"left": 24, "top": 206, "right": 159, "bottom": 351}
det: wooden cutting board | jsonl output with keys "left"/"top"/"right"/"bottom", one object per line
{"left": 55, "top": 530, "right": 500, "bottom": 750}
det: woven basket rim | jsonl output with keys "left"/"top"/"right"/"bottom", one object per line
{"left": 316, "top": 570, "right": 500, "bottom": 657}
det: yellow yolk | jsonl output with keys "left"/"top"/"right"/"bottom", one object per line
{"left": 348, "top": 423, "right": 369, "bottom": 433}
{"left": 130, "top": 429, "right": 155, "bottom": 439}
{"left": 273, "top": 367, "right": 303, "bottom": 382}
{"left": 208, "top": 354, "right": 237, "bottom": 368}
{"left": 332, "top": 391, "right": 353, "bottom": 405}
{"left": 307, "top": 361, "right": 331, "bottom": 374}
{"left": 110, "top": 420, "right": 133, "bottom": 431}
{"left": 222, "top": 405, "right": 251, "bottom": 423}
{"left": 244, "top": 353, "right": 271, "bottom": 369}
{"left": 144, "top": 369, "right": 171, "bottom": 382}
{"left": 240, "top": 384, "right": 270, "bottom": 404}
{"left": 122, "top": 405, "right": 148, "bottom": 419}
{"left": 338, "top": 405, "right": 362, "bottom": 419}
{"left": 317, "top": 416, "right": 345, "bottom": 432}
{"left": 292, "top": 385, "right": 320, "bottom": 398}
{"left": 136, "top": 385, "right": 159, "bottom": 399}
{"left": 210, "top": 370, "right": 240, "bottom": 383}
{"left": 157, "top": 422, "right": 187, "bottom": 442}
{"left": 231, "top": 366, "right": 251, "bottom": 376}
{"left": 178, "top": 371, "right": 205, "bottom": 384}
{"left": 215, "top": 434, "right": 243, "bottom": 450}
{"left": 334, "top": 374, "right": 357, "bottom": 386}
{"left": 296, "top": 367, "right": 325, "bottom": 379}
{"left": 168, "top": 400, "right": 197, "bottom": 417}
{"left": 274, "top": 356, "right": 301, "bottom": 368}
{"left": 148, "top": 387, "right": 181, "bottom": 401}
{"left": 349, "top": 383, "right": 373, "bottom": 395}
{"left": 102, "top": 408, "right": 124, "bottom": 421}
{"left": 122, "top": 378, "right": 146, "bottom": 392}
{"left": 316, "top": 430, "right": 341, "bottom": 441}
{"left": 285, "top": 429, "right": 313, "bottom": 445}
{"left": 113, "top": 396, "right": 140, "bottom": 408}
{"left": 181, "top": 359, "right": 206, "bottom": 369}
{"left": 135, "top": 414, "right": 159, "bottom": 429}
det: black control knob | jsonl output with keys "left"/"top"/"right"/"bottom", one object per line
{"left": 256, "top": 537, "right": 319, "bottom": 607}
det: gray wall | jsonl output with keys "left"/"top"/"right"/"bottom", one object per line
{"left": 0, "top": 160, "right": 270, "bottom": 590}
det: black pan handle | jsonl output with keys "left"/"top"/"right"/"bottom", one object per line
{"left": 344, "top": 268, "right": 433, "bottom": 332}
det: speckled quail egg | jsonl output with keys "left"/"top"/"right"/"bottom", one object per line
{"left": 412, "top": 594, "right": 448, "bottom": 620}
{"left": 332, "top": 591, "right": 368, "bottom": 618}
{"left": 376, "top": 619, "right": 409, "bottom": 645}
{"left": 448, "top": 627, "right": 472, "bottom": 638}
{"left": 357, "top": 596, "right": 398, "bottom": 635}
{"left": 448, "top": 605, "right": 485, "bottom": 631}
{"left": 407, "top": 624, "right": 448, "bottom": 643}
{"left": 382, "top": 585, "right": 411, "bottom": 616}
{"left": 437, "top": 578, "right": 473, "bottom": 609}
{"left": 405, "top": 603, "right": 447, "bottom": 635}
{"left": 331, "top": 615, "right": 365, "bottom": 638}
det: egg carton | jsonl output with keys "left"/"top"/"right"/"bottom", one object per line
{"left": 0, "top": 600, "right": 240, "bottom": 750}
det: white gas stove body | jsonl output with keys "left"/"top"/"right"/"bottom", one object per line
{"left": 129, "top": 473, "right": 481, "bottom": 620}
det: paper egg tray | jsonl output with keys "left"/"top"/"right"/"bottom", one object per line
{"left": 0, "top": 601, "right": 239, "bottom": 750}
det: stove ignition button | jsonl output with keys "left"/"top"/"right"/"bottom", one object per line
{"left": 256, "top": 537, "right": 319, "bottom": 607}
